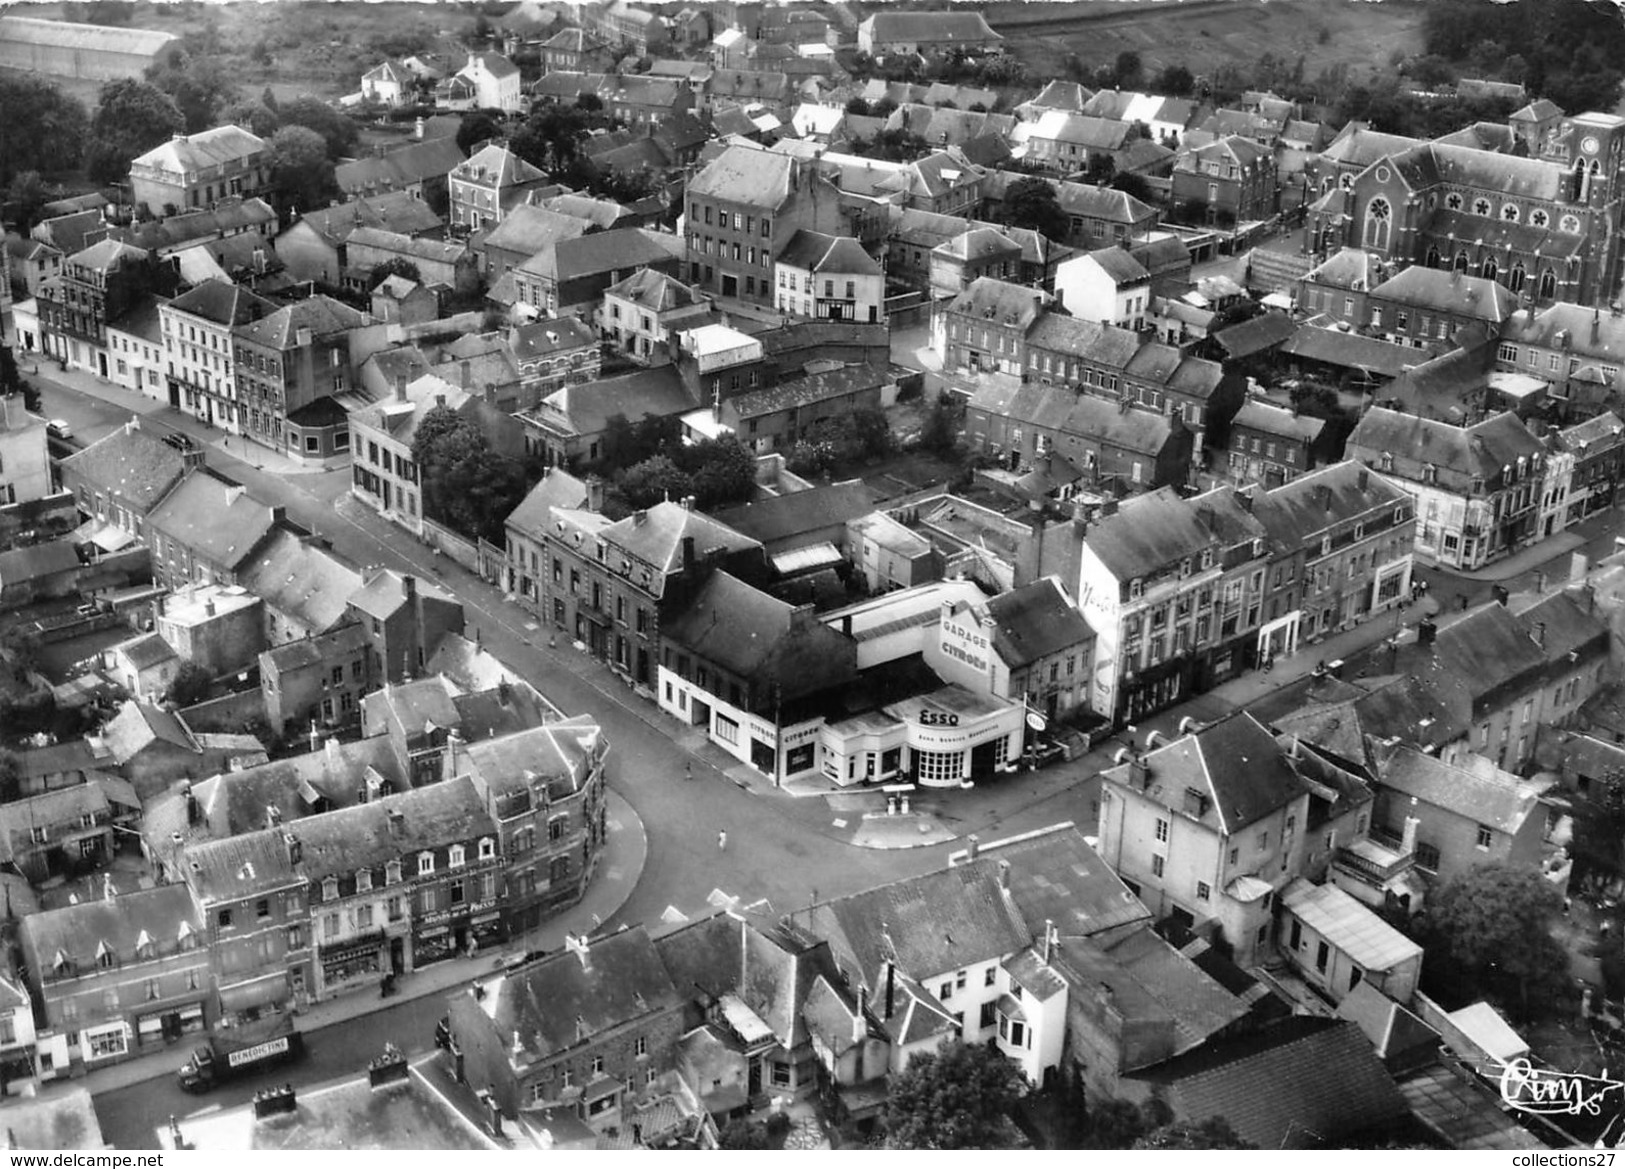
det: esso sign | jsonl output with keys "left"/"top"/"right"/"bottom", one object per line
{"left": 919, "top": 711, "right": 960, "bottom": 727}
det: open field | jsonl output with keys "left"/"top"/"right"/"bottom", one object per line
{"left": 984, "top": 0, "right": 1429, "bottom": 88}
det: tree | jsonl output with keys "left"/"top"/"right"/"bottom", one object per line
{"left": 277, "top": 95, "right": 360, "bottom": 161}
{"left": 1425, "top": 862, "right": 1570, "bottom": 1016}
{"left": 676, "top": 436, "right": 756, "bottom": 510}
{"left": 1155, "top": 63, "right": 1196, "bottom": 96}
{"left": 920, "top": 393, "right": 963, "bottom": 455}
{"left": 1001, "top": 176, "right": 1068, "bottom": 240}
{"left": 1113, "top": 50, "right": 1144, "bottom": 89}
{"left": 0, "top": 78, "right": 89, "bottom": 184}
{"left": 146, "top": 54, "right": 241, "bottom": 134}
{"left": 850, "top": 127, "right": 928, "bottom": 164}
{"left": 165, "top": 661, "right": 214, "bottom": 708}
{"left": 5, "top": 172, "right": 56, "bottom": 235}
{"left": 369, "top": 258, "right": 422, "bottom": 289}
{"left": 846, "top": 96, "right": 872, "bottom": 115}
{"left": 267, "top": 125, "right": 336, "bottom": 218}
{"left": 616, "top": 455, "right": 693, "bottom": 509}
{"left": 1108, "top": 171, "right": 1153, "bottom": 203}
{"left": 0, "top": 749, "right": 21, "bottom": 805}
{"left": 457, "top": 110, "right": 505, "bottom": 156}
{"left": 410, "top": 406, "right": 531, "bottom": 544}
{"left": 221, "top": 98, "right": 280, "bottom": 139}
{"left": 87, "top": 78, "right": 184, "bottom": 186}
{"left": 718, "top": 1119, "right": 770, "bottom": 1150}
{"left": 882, "top": 1040, "right": 1026, "bottom": 1149}
{"left": 1134, "top": 1117, "right": 1255, "bottom": 1149}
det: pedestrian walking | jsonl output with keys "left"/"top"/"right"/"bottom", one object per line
{"left": 718, "top": 830, "right": 727, "bottom": 852}
{"left": 685, "top": 762, "right": 693, "bottom": 781}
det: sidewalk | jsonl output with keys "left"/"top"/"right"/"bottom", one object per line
{"left": 22, "top": 790, "right": 645, "bottom": 1101}
{"left": 1420, "top": 530, "right": 1588, "bottom": 583}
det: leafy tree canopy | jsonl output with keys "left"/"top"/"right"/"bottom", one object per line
{"left": 1134, "top": 1116, "right": 1255, "bottom": 1149}
{"left": 267, "top": 125, "right": 336, "bottom": 219}
{"left": 146, "top": 53, "right": 241, "bottom": 134}
{"left": 277, "top": 95, "right": 360, "bottom": 161}
{"left": 457, "top": 110, "right": 506, "bottom": 156}
{"left": 1424, "top": 861, "right": 1570, "bottom": 1016}
{"left": 369, "top": 258, "right": 422, "bottom": 290}
{"left": 1155, "top": 63, "right": 1195, "bottom": 96}
{"left": 676, "top": 435, "right": 757, "bottom": 511}
{"left": 883, "top": 1040, "right": 1027, "bottom": 1149}
{"left": 409, "top": 406, "right": 531, "bottom": 544}
{"left": 0, "top": 78, "right": 89, "bottom": 184}
{"left": 1003, "top": 176, "right": 1068, "bottom": 241}
{"left": 165, "top": 661, "right": 213, "bottom": 708}
{"left": 88, "top": 79, "right": 184, "bottom": 186}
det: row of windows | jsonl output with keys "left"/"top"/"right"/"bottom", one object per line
{"left": 688, "top": 203, "right": 772, "bottom": 237}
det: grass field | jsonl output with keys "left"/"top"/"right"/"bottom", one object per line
{"left": 984, "top": 0, "right": 1429, "bottom": 90}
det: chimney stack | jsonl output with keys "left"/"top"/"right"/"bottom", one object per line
{"left": 1533, "top": 621, "right": 1546, "bottom": 647}
{"left": 586, "top": 476, "right": 605, "bottom": 513}
{"left": 395, "top": 373, "right": 407, "bottom": 402}
{"left": 997, "top": 859, "right": 1010, "bottom": 890}
{"left": 853, "top": 987, "right": 867, "bottom": 1044}
{"left": 1401, "top": 815, "right": 1419, "bottom": 856}
{"left": 966, "top": 834, "right": 979, "bottom": 860}
{"left": 1042, "top": 918, "right": 1054, "bottom": 963}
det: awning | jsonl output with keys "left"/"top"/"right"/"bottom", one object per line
{"left": 996, "top": 993, "right": 1026, "bottom": 1023}
{"left": 73, "top": 520, "right": 135, "bottom": 553}
{"left": 583, "top": 1074, "right": 622, "bottom": 1104}
{"left": 218, "top": 973, "right": 288, "bottom": 1013}
{"left": 771, "top": 542, "right": 843, "bottom": 577}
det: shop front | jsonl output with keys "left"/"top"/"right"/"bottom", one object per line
{"left": 882, "top": 687, "right": 1025, "bottom": 788}
{"left": 79, "top": 1021, "right": 131, "bottom": 1065}
{"left": 218, "top": 971, "right": 290, "bottom": 1025}
{"left": 317, "top": 931, "right": 388, "bottom": 997}
{"left": 135, "top": 1000, "right": 206, "bottom": 1048}
{"left": 1256, "top": 611, "right": 1300, "bottom": 666}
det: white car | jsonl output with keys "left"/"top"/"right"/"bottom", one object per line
{"left": 46, "top": 419, "right": 72, "bottom": 440}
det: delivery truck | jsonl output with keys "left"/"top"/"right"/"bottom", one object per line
{"left": 177, "top": 1013, "right": 304, "bottom": 1093}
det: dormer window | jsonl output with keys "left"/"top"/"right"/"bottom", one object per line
{"left": 1180, "top": 558, "right": 1192, "bottom": 578}
{"left": 134, "top": 930, "right": 154, "bottom": 961}
{"left": 357, "top": 869, "right": 373, "bottom": 892}
{"left": 1380, "top": 451, "right": 1394, "bottom": 472}
{"left": 449, "top": 844, "right": 466, "bottom": 869}
{"left": 1251, "top": 538, "right": 1264, "bottom": 557}
{"left": 478, "top": 837, "right": 496, "bottom": 861}
{"left": 1200, "top": 549, "right": 1214, "bottom": 570}
{"left": 1423, "top": 464, "right": 1438, "bottom": 484}
{"left": 386, "top": 860, "right": 403, "bottom": 885}
{"left": 96, "top": 941, "right": 115, "bottom": 970}
{"left": 1128, "top": 578, "right": 1143, "bottom": 601}
{"left": 418, "top": 852, "right": 435, "bottom": 876}
{"left": 1320, "top": 535, "right": 1332, "bottom": 556}
{"left": 322, "top": 876, "right": 339, "bottom": 902}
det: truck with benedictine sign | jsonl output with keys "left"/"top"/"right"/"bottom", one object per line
{"left": 177, "top": 1013, "right": 305, "bottom": 1092}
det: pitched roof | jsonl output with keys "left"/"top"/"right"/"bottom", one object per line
{"left": 1251, "top": 460, "right": 1408, "bottom": 550}
{"left": 1026, "top": 80, "right": 1093, "bottom": 114}
{"left": 291, "top": 191, "right": 443, "bottom": 246}
{"left": 345, "top": 226, "right": 468, "bottom": 268}
{"left": 1375, "top": 742, "right": 1538, "bottom": 832}
{"left": 508, "top": 317, "right": 597, "bottom": 361}
{"left": 1281, "top": 878, "right": 1422, "bottom": 972}
{"left": 1083, "top": 486, "right": 1224, "bottom": 581}
{"left": 1107, "top": 712, "right": 1308, "bottom": 835}
{"left": 238, "top": 529, "right": 364, "bottom": 634}
{"left": 775, "top": 229, "right": 881, "bottom": 276}
{"left": 1127, "top": 1017, "right": 1408, "bottom": 1148}
{"left": 347, "top": 566, "right": 458, "bottom": 622}
{"left": 115, "top": 199, "right": 278, "bottom": 252}
{"left": 1080, "top": 244, "right": 1150, "bottom": 285}
{"left": 519, "top": 227, "right": 685, "bottom": 285}
{"left": 1027, "top": 110, "right": 1131, "bottom": 151}
{"left": 808, "top": 858, "right": 1031, "bottom": 982}
{"left": 1368, "top": 265, "right": 1516, "bottom": 323}
{"left": 661, "top": 570, "right": 856, "bottom": 698}
{"left": 234, "top": 295, "right": 368, "bottom": 351}
{"left": 1346, "top": 407, "right": 1545, "bottom": 495}
{"left": 462, "top": 50, "right": 519, "bottom": 79}
{"left": 61, "top": 424, "right": 186, "bottom": 512}
{"left": 523, "top": 365, "right": 693, "bottom": 439}
{"left": 488, "top": 926, "right": 682, "bottom": 1063}
{"left": 601, "top": 500, "right": 761, "bottom": 582}
{"left": 145, "top": 470, "right": 280, "bottom": 572}
{"left": 687, "top": 144, "right": 810, "bottom": 209}
{"left": 0, "top": 540, "right": 79, "bottom": 585}
{"left": 505, "top": 467, "right": 589, "bottom": 536}
{"left": 0, "top": 14, "right": 177, "bottom": 55}
{"left": 479, "top": 204, "right": 590, "bottom": 259}
{"left": 862, "top": 11, "right": 1000, "bottom": 44}
{"left": 1230, "top": 399, "right": 1326, "bottom": 446}
{"left": 945, "top": 277, "right": 1046, "bottom": 330}
{"left": 711, "top": 482, "right": 876, "bottom": 544}
{"left": 982, "top": 577, "right": 1094, "bottom": 668}
{"left": 18, "top": 883, "right": 200, "bottom": 976}
{"left": 132, "top": 125, "right": 265, "bottom": 173}
{"left": 972, "top": 823, "right": 1149, "bottom": 940}
{"left": 183, "top": 826, "right": 303, "bottom": 900}
{"left": 164, "top": 278, "right": 278, "bottom": 327}
{"left": 602, "top": 268, "right": 703, "bottom": 312}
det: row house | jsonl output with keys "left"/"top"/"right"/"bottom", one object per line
{"left": 510, "top": 317, "right": 602, "bottom": 395}
{"left": 1171, "top": 135, "right": 1279, "bottom": 224}
{"left": 344, "top": 568, "right": 464, "bottom": 685}
{"left": 965, "top": 378, "right": 1192, "bottom": 493}
{"left": 887, "top": 209, "right": 1060, "bottom": 296}
{"left": 232, "top": 295, "right": 369, "bottom": 466}
{"left": 18, "top": 884, "right": 210, "bottom": 1079}
{"left": 344, "top": 227, "right": 478, "bottom": 294}
{"left": 36, "top": 240, "right": 180, "bottom": 377}
{"left": 1362, "top": 266, "right": 1516, "bottom": 350}
{"left": 275, "top": 192, "right": 444, "bottom": 287}
{"left": 922, "top": 576, "right": 1097, "bottom": 722}
{"left": 935, "top": 277, "right": 1048, "bottom": 377}
{"left": 1222, "top": 399, "right": 1328, "bottom": 489}
{"left": 160, "top": 279, "right": 278, "bottom": 434}
{"left": 259, "top": 623, "right": 372, "bottom": 736}
{"left": 145, "top": 469, "right": 284, "bottom": 590}
{"left": 1558, "top": 411, "right": 1625, "bottom": 523}
{"left": 0, "top": 973, "right": 35, "bottom": 1091}
{"left": 128, "top": 126, "right": 269, "bottom": 218}
{"left": 514, "top": 228, "right": 687, "bottom": 321}
{"left": 447, "top": 717, "right": 610, "bottom": 937}
{"left": 683, "top": 144, "right": 843, "bottom": 306}
{"left": 347, "top": 374, "right": 459, "bottom": 538}
{"left": 1055, "top": 246, "right": 1152, "bottom": 331}
{"left": 586, "top": 0, "right": 670, "bottom": 55}
{"left": 1250, "top": 461, "right": 1416, "bottom": 662}
{"left": 1018, "top": 111, "right": 1132, "bottom": 174}
{"left": 295, "top": 777, "right": 502, "bottom": 995}
{"left": 58, "top": 421, "right": 196, "bottom": 540}
{"left": 506, "top": 469, "right": 591, "bottom": 615}
{"left": 449, "top": 926, "right": 686, "bottom": 1127}
{"left": 176, "top": 829, "right": 312, "bottom": 1024}
{"left": 541, "top": 498, "right": 766, "bottom": 688}
{"left": 1494, "top": 301, "right": 1625, "bottom": 411}
{"left": 657, "top": 571, "right": 859, "bottom": 784}
{"left": 0, "top": 777, "right": 141, "bottom": 884}
{"left": 1074, "top": 485, "right": 1270, "bottom": 724}
{"left": 1346, "top": 407, "right": 1547, "bottom": 571}
{"left": 1097, "top": 713, "right": 1313, "bottom": 967}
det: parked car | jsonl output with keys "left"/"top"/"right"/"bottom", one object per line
{"left": 46, "top": 419, "right": 72, "bottom": 440}
{"left": 162, "top": 431, "right": 197, "bottom": 452}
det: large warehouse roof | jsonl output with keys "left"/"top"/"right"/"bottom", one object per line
{"left": 0, "top": 15, "right": 179, "bottom": 56}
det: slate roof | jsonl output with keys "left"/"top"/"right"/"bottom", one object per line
{"left": 1026, "top": 80, "right": 1093, "bottom": 114}
{"left": 776, "top": 230, "right": 881, "bottom": 276}
{"left": 347, "top": 567, "right": 457, "bottom": 622}
{"left": 862, "top": 11, "right": 1001, "bottom": 45}
{"left": 292, "top": 192, "right": 443, "bottom": 246}
{"left": 1375, "top": 743, "right": 1537, "bottom": 833}
{"left": 112, "top": 631, "right": 178, "bottom": 672}
{"left": 1278, "top": 326, "right": 1419, "bottom": 378}
{"left": 712, "top": 482, "right": 876, "bottom": 544}
{"left": 723, "top": 363, "right": 886, "bottom": 421}
{"left": 1082, "top": 245, "right": 1150, "bottom": 285}
{"left": 945, "top": 277, "right": 1046, "bottom": 330}
{"left": 1025, "top": 311, "right": 1142, "bottom": 367}
{"left": 490, "top": 927, "right": 682, "bottom": 1064}
{"left": 145, "top": 470, "right": 279, "bottom": 572}
{"left": 982, "top": 577, "right": 1094, "bottom": 669}
{"left": 164, "top": 278, "right": 277, "bottom": 327}
{"left": 116, "top": 199, "right": 278, "bottom": 252}
{"left": 524, "top": 365, "right": 692, "bottom": 439}
{"left": 0, "top": 541, "right": 79, "bottom": 585}
{"left": 1126, "top": 1017, "right": 1408, "bottom": 1148}
{"left": 508, "top": 317, "right": 597, "bottom": 360}
{"left": 238, "top": 529, "right": 364, "bottom": 634}
{"left": 661, "top": 570, "right": 855, "bottom": 698}
{"left": 346, "top": 226, "right": 468, "bottom": 267}
{"left": 1251, "top": 460, "right": 1408, "bottom": 550}
{"left": 602, "top": 502, "right": 762, "bottom": 583}
{"left": 288, "top": 776, "right": 495, "bottom": 878}
{"left": 1347, "top": 408, "right": 1545, "bottom": 495}
{"left": 540, "top": 193, "right": 630, "bottom": 230}
{"left": 132, "top": 125, "right": 265, "bottom": 174}
{"left": 603, "top": 268, "right": 702, "bottom": 312}
{"left": 519, "top": 228, "right": 685, "bottom": 286}
{"left": 807, "top": 858, "right": 1031, "bottom": 982}
{"left": 973, "top": 823, "right": 1149, "bottom": 940}
{"left": 1211, "top": 312, "right": 1298, "bottom": 358}
{"left": 1107, "top": 712, "right": 1308, "bottom": 835}
{"left": 18, "top": 883, "right": 200, "bottom": 976}
{"left": 1369, "top": 266, "right": 1516, "bottom": 323}
{"left": 1083, "top": 486, "right": 1220, "bottom": 581}
{"left": 688, "top": 145, "right": 814, "bottom": 209}
{"left": 103, "top": 700, "right": 198, "bottom": 764}
{"left": 1230, "top": 399, "right": 1326, "bottom": 445}
{"left": 61, "top": 425, "right": 186, "bottom": 512}
{"left": 479, "top": 205, "right": 590, "bottom": 258}
{"left": 1026, "top": 111, "right": 1131, "bottom": 151}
